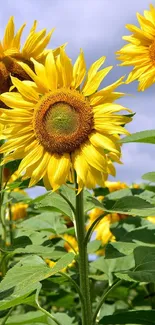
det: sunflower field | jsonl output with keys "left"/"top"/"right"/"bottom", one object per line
{"left": 1, "top": 3, "right": 155, "bottom": 325}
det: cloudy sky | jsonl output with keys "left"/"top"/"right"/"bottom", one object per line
{"left": 0, "top": 0, "right": 155, "bottom": 193}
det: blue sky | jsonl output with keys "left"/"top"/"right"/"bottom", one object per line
{"left": 0, "top": 0, "right": 155, "bottom": 194}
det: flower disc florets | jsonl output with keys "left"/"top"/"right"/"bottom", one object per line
{"left": 34, "top": 89, "right": 94, "bottom": 154}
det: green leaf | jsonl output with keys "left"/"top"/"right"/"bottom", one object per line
{"left": 0, "top": 253, "right": 74, "bottom": 311}
{"left": 127, "top": 246, "right": 155, "bottom": 283}
{"left": 33, "top": 191, "right": 74, "bottom": 219}
{"left": 87, "top": 240, "right": 102, "bottom": 254}
{"left": 9, "top": 191, "right": 30, "bottom": 203}
{"left": 105, "top": 242, "right": 138, "bottom": 258}
{"left": 0, "top": 311, "right": 47, "bottom": 325}
{"left": 50, "top": 313, "right": 77, "bottom": 325}
{"left": 91, "top": 254, "right": 134, "bottom": 285}
{"left": 19, "top": 211, "right": 67, "bottom": 234}
{"left": 106, "top": 188, "right": 133, "bottom": 200}
{"left": 12, "top": 244, "right": 67, "bottom": 259}
{"left": 142, "top": 172, "right": 155, "bottom": 183}
{"left": 121, "top": 130, "right": 155, "bottom": 144}
{"left": 99, "top": 310, "right": 155, "bottom": 324}
{"left": 90, "top": 195, "right": 155, "bottom": 216}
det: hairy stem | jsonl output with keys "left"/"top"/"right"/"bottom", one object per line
{"left": 75, "top": 183, "right": 92, "bottom": 325}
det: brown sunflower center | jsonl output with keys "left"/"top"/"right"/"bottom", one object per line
{"left": 34, "top": 89, "right": 94, "bottom": 154}
{"left": 149, "top": 40, "right": 155, "bottom": 64}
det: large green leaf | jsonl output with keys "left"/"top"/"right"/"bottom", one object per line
{"left": 32, "top": 185, "right": 95, "bottom": 220}
{"left": 19, "top": 211, "right": 67, "bottom": 234}
{"left": 121, "top": 130, "right": 155, "bottom": 144}
{"left": 99, "top": 310, "right": 155, "bottom": 324}
{"left": 87, "top": 240, "right": 102, "bottom": 254}
{"left": 33, "top": 192, "right": 74, "bottom": 219}
{"left": 0, "top": 253, "right": 74, "bottom": 311}
{"left": 106, "top": 188, "right": 133, "bottom": 200}
{"left": 0, "top": 311, "right": 47, "bottom": 325}
{"left": 13, "top": 244, "right": 67, "bottom": 259}
{"left": 91, "top": 254, "right": 134, "bottom": 284}
{"left": 116, "top": 246, "right": 155, "bottom": 283}
{"left": 105, "top": 242, "right": 138, "bottom": 259}
{"left": 90, "top": 196, "right": 155, "bottom": 216}
{"left": 142, "top": 172, "right": 155, "bottom": 183}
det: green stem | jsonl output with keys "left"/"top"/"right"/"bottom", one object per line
{"left": 75, "top": 184, "right": 92, "bottom": 325}
{"left": 93, "top": 279, "right": 122, "bottom": 324}
{"left": 0, "top": 161, "right": 7, "bottom": 277}
{"left": 8, "top": 202, "right": 13, "bottom": 245}
{"left": 35, "top": 287, "right": 62, "bottom": 325}
{"left": 59, "top": 191, "right": 76, "bottom": 215}
{"left": 37, "top": 304, "right": 62, "bottom": 325}
{"left": 85, "top": 213, "right": 106, "bottom": 244}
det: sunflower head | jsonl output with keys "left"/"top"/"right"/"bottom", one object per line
{"left": 0, "top": 17, "right": 57, "bottom": 98}
{"left": 0, "top": 48, "right": 132, "bottom": 191}
{"left": 116, "top": 4, "right": 155, "bottom": 91}
{"left": 11, "top": 202, "right": 28, "bottom": 221}
{"left": 105, "top": 181, "right": 128, "bottom": 192}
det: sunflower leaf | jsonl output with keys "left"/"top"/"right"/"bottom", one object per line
{"left": 121, "top": 129, "right": 155, "bottom": 144}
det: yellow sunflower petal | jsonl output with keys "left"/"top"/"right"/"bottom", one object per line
{"left": 19, "top": 61, "right": 49, "bottom": 93}
{"left": 3, "top": 17, "right": 14, "bottom": 50}
{"left": 47, "top": 154, "right": 71, "bottom": 191}
{"left": 93, "top": 103, "right": 132, "bottom": 114}
{"left": 0, "top": 92, "right": 35, "bottom": 109}
{"left": 87, "top": 56, "right": 106, "bottom": 80}
{"left": 17, "top": 144, "right": 44, "bottom": 174}
{"left": 71, "top": 49, "right": 86, "bottom": 89}
{"left": 22, "top": 29, "right": 46, "bottom": 58}
{"left": 10, "top": 76, "right": 39, "bottom": 102}
{"left": 45, "top": 51, "right": 57, "bottom": 90}
{"left": 95, "top": 122, "right": 130, "bottom": 135}
{"left": 59, "top": 48, "right": 73, "bottom": 87}
{"left": 90, "top": 76, "right": 124, "bottom": 105}
{"left": 29, "top": 152, "right": 51, "bottom": 186}
{"left": 89, "top": 132, "right": 119, "bottom": 154}
{"left": 13, "top": 23, "right": 26, "bottom": 49}
{"left": 31, "top": 58, "right": 49, "bottom": 86}
{"left": 29, "top": 29, "right": 54, "bottom": 59}
{"left": 72, "top": 149, "right": 89, "bottom": 183}
{"left": 81, "top": 142, "right": 107, "bottom": 172}
{"left": 82, "top": 66, "right": 113, "bottom": 96}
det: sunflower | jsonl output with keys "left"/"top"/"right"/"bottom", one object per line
{"left": 105, "top": 180, "right": 128, "bottom": 192}
{"left": 0, "top": 49, "right": 132, "bottom": 190}
{"left": 116, "top": 4, "right": 155, "bottom": 91}
{"left": 0, "top": 16, "right": 59, "bottom": 97}
{"left": 11, "top": 202, "right": 28, "bottom": 221}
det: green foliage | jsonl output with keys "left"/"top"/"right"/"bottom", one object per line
{"left": 99, "top": 310, "right": 155, "bottom": 324}
{"left": 2, "top": 178, "right": 155, "bottom": 324}
{"left": 121, "top": 130, "right": 155, "bottom": 144}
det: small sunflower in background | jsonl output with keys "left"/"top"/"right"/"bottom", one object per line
{"left": 116, "top": 4, "right": 155, "bottom": 91}
{"left": 105, "top": 180, "right": 128, "bottom": 192}
{"left": 0, "top": 16, "right": 60, "bottom": 98}
{"left": 0, "top": 48, "right": 132, "bottom": 191}
{"left": 11, "top": 202, "right": 28, "bottom": 221}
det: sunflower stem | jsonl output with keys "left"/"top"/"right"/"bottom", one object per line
{"left": 75, "top": 182, "right": 92, "bottom": 325}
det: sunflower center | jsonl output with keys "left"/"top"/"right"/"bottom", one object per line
{"left": 34, "top": 89, "right": 94, "bottom": 154}
{"left": 45, "top": 102, "right": 79, "bottom": 136}
{"left": 149, "top": 40, "right": 155, "bottom": 64}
